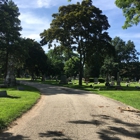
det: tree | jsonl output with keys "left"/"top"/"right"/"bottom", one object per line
{"left": 100, "top": 56, "right": 118, "bottom": 80}
{"left": 0, "top": 0, "right": 22, "bottom": 79}
{"left": 24, "top": 39, "right": 48, "bottom": 80}
{"left": 115, "top": 0, "right": 140, "bottom": 29}
{"left": 46, "top": 49, "right": 64, "bottom": 77}
{"left": 40, "top": 0, "right": 114, "bottom": 85}
{"left": 112, "top": 37, "right": 139, "bottom": 63}
{"left": 64, "top": 56, "right": 80, "bottom": 77}
{"left": 102, "top": 36, "right": 139, "bottom": 79}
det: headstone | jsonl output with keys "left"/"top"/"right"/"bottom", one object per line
{"left": 105, "top": 73, "right": 110, "bottom": 86}
{"left": 117, "top": 72, "right": 121, "bottom": 86}
{"left": 126, "top": 82, "right": 129, "bottom": 87}
{"left": 110, "top": 76, "right": 115, "bottom": 86}
{"left": 0, "top": 91, "right": 7, "bottom": 97}
{"left": 110, "top": 81, "right": 115, "bottom": 86}
{"left": 72, "top": 76, "right": 76, "bottom": 84}
{"left": 59, "top": 75, "right": 68, "bottom": 84}
{"left": 94, "top": 78, "right": 98, "bottom": 84}
{"left": 86, "top": 81, "right": 88, "bottom": 85}
{"left": 76, "top": 74, "right": 79, "bottom": 80}
{"left": 0, "top": 84, "right": 7, "bottom": 88}
{"left": 17, "top": 86, "right": 24, "bottom": 91}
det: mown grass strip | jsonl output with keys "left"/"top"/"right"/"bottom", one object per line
{"left": 0, "top": 85, "right": 40, "bottom": 130}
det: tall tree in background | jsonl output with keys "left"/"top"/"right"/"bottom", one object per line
{"left": 46, "top": 49, "right": 64, "bottom": 77}
{"left": 0, "top": 0, "right": 22, "bottom": 78}
{"left": 24, "top": 39, "right": 48, "bottom": 80}
{"left": 64, "top": 56, "right": 80, "bottom": 77}
{"left": 101, "top": 36, "right": 139, "bottom": 79}
{"left": 112, "top": 37, "right": 139, "bottom": 63}
{"left": 40, "top": 0, "right": 114, "bottom": 85}
{"left": 115, "top": 0, "right": 140, "bottom": 29}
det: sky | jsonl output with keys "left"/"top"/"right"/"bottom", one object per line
{"left": 12, "top": 0, "right": 140, "bottom": 53}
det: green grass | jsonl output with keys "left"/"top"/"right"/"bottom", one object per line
{"left": 0, "top": 85, "right": 40, "bottom": 130}
{"left": 27, "top": 78, "right": 140, "bottom": 110}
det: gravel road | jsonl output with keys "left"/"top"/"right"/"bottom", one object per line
{"left": 0, "top": 81, "right": 140, "bottom": 140}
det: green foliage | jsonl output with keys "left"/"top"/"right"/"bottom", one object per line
{"left": 115, "top": 0, "right": 140, "bottom": 28}
{"left": 100, "top": 56, "right": 118, "bottom": 78}
{"left": 101, "top": 36, "right": 140, "bottom": 79}
{"left": 64, "top": 56, "right": 80, "bottom": 77}
{"left": 0, "top": 0, "right": 22, "bottom": 77}
{"left": 112, "top": 37, "right": 139, "bottom": 63}
{"left": 46, "top": 49, "right": 64, "bottom": 76}
{"left": 24, "top": 39, "right": 48, "bottom": 78}
{"left": 40, "top": 0, "right": 114, "bottom": 85}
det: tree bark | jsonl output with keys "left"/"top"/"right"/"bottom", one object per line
{"left": 4, "top": 48, "right": 9, "bottom": 79}
{"left": 79, "top": 48, "right": 83, "bottom": 86}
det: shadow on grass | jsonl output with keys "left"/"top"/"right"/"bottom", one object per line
{"left": 0, "top": 132, "right": 30, "bottom": 140}
{"left": 0, "top": 85, "right": 40, "bottom": 93}
{"left": 0, "top": 95, "right": 20, "bottom": 99}
{"left": 39, "top": 131, "right": 72, "bottom": 140}
{"left": 68, "top": 114, "right": 140, "bottom": 140}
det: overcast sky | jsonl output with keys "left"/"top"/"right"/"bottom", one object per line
{"left": 12, "top": 0, "right": 140, "bottom": 53}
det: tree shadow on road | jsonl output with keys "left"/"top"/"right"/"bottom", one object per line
{"left": 68, "top": 114, "right": 140, "bottom": 140}
{"left": 0, "top": 132, "right": 30, "bottom": 140}
{"left": 39, "top": 131, "right": 73, "bottom": 140}
{"left": 39, "top": 85, "right": 92, "bottom": 95}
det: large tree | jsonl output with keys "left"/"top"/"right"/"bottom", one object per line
{"left": 112, "top": 37, "right": 139, "bottom": 63}
{"left": 40, "top": 0, "right": 114, "bottom": 85}
{"left": 101, "top": 36, "right": 139, "bottom": 79}
{"left": 0, "top": 0, "right": 22, "bottom": 79}
{"left": 115, "top": 0, "right": 140, "bottom": 29}
{"left": 24, "top": 39, "right": 48, "bottom": 80}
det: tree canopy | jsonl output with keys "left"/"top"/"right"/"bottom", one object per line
{"left": 0, "top": 0, "right": 22, "bottom": 78}
{"left": 24, "top": 39, "right": 48, "bottom": 80}
{"left": 115, "top": 0, "right": 140, "bottom": 29}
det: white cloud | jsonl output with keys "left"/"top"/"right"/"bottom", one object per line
{"left": 37, "top": 0, "right": 58, "bottom": 8}
{"left": 14, "top": 0, "right": 71, "bottom": 9}
{"left": 19, "top": 12, "right": 50, "bottom": 41}
{"left": 93, "top": 0, "right": 117, "bottom": 11}
{"left": 117, "top": 33, "right": 140, "bottom": 40}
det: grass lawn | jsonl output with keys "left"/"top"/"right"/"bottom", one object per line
{"left": 0, "top": 84, "right": 40, "bottom": 130}
{"left": 30, "top": 78, "right": 140, "bottom": 110}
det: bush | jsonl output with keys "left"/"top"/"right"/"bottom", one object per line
{"left": 98, "top": 78, "right": 105, "bottom": 83}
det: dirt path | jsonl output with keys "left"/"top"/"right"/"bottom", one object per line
{"left": 0, "top": 81, "right": 140, "bottom": 140}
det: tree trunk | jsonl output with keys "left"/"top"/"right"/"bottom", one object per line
{"left": 4, "top": 49, "right": 9, "bottom": 79}
{"left": 79, "top": 49, "right": 83, "bottom": 86}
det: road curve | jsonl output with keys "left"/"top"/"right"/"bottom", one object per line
{"left": 0, "top": 81, "right": 140, "bottom": 140}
